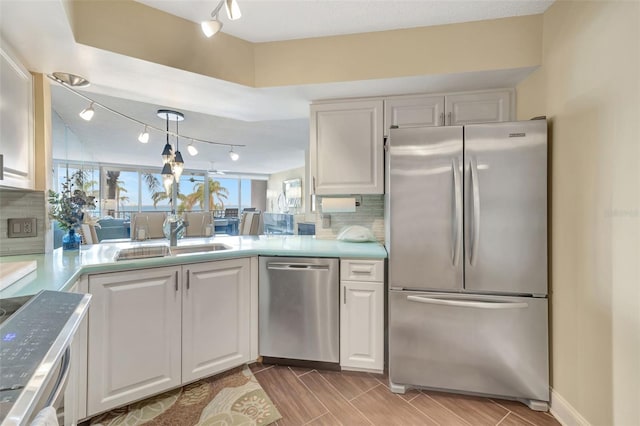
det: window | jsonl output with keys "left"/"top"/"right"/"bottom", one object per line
{"left": 52, "top": 160, "right": 253, "bottom": 218}
{"left": 103, "top": 168, "right": 138, "bottom": 219}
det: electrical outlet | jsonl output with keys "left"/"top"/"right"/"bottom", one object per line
{"left": 7, "top": 218, "right": 37, "bottom": 238}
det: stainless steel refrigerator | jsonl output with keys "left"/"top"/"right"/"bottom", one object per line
{"left": 386, "top": 120, "right": 549, "bottom": 410}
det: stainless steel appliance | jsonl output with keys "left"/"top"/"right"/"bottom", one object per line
{"left": 259, "top": 256, "right": 339, "bottom": 364}
{"left": 0, "top": 290, "right": 91, "bottom": 425}
{"left": 387, "top": 120, "right": 549, "bottom": 410}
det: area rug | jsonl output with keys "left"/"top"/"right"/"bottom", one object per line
{"left": 89, "top": 365, "right": 281, "bottom": 426}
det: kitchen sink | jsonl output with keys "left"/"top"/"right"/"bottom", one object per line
{"left": 115, "top": 243, "right": 231, "bottom": 261}
{"left": 169, "top": 244, "right": 232, "bottom": 255}
{"left": 114, "top": 245, "right": 171, "bottom": 261}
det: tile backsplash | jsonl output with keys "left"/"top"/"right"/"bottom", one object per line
{"left": 314, "top": 195, "right": 384, "bottom": 243}
{"left": 0, "top": 189, "right": 46, "bottom": 256}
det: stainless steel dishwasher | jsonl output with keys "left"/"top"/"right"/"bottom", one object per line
{"left": 259, "top": 256, "right": 339, "bottom": 364}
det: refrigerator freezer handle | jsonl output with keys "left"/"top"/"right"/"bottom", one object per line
{"left": 451, "top": 158, "right": 462, "bottom": 266}
{"left": 406, "top": 295, "right": 528, "bottom": 310}
{"left": 469, "top": 157, "right": 481, "bottom": 266}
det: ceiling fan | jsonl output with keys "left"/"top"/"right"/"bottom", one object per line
{"left": 207, "top": 161, "right": 228, "bottom": 176}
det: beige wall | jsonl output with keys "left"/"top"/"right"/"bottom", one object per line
{"left": 517, "top": 1, "right": 639, "bottom": 424}
{"left": 68, "top": 1, "right": 542, "bottom": 88}
{"left": 69, "top": 0, "right": 255, "bottom": 87}
{"left": 255, "top": 15, "right": 542, "bottom": 87}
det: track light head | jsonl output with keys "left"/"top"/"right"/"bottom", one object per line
{"left": 187, "top": 142, "right": 198, "bottom": 156}
{"left": 229, "top": 147, "right": 239, "bottom": 161}
{"left": 79, "top": 102, "right": 95, "bottom": 121}
{"left": 138, "top": 126, "right": 149, "bottom": 143}
{"left": 201, "top": 18, "right": 223, "bottom": 37}
{"left": 225, "top": 0, "right": 241, "bottom": 20}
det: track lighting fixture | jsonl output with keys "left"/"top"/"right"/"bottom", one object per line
{"left": 79, "top": 102, "right": 95, "bottom": 121}
{"left": 201, "top": 0, "right": 241, "bottom": 37}
{"left": 48, "top": 74, "right": 245, "bottom": 174}
{"left": 229, "top": 147, "right": 239, "bottom": 161}
{"left": 138, "top": 126, "right": 150, "bottom": 143}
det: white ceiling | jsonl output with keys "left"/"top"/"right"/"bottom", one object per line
{"left": 0, "top": 0, "right": 551, "bottom": 175}
{"left": 135, "top": 0, "right": 553, "bottom": 43}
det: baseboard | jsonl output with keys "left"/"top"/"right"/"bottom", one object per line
{"left": 550, "top": 388, "right": 591, "bottom": 426}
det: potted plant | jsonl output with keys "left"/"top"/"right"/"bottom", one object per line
{"left": 48, "top": 170, "right": 96, "bottom": 249}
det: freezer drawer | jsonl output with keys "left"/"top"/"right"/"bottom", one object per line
{"left": 389, "top": 291, "right": 549, "bottom": 402}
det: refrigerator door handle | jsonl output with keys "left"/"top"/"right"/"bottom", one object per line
{"left": 469, "top": 157, "right": 481, "bottom": 265}
{"left": 406, "top": 295, "right": 528, "bottom": 310}
{"left": 451, "top": 158, "right": 462, "bottom": 266}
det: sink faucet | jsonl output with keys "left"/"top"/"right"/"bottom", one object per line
{"left": 169, "top": 220, "right": 189, "bottom": 247}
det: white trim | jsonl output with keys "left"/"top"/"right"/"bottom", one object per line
{"left": 550, "top": 388, "right": 591, "bottom": 426}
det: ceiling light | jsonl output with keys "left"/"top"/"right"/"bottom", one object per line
{"left": 225, "top": 0, "right": 241, "bottom": 20}
{"left": 52, "top": 72, "right": 90, "bottom": 88}
{"left": 201, "top": 18, "right": 223, "bottom": 38}
{"left": 229, "top": 147, "right": 239, "bottom": 161}
{"left": 202, "top": 0, "right": 240, "bottom": 37}
{"left": 138, "top": 126, "right": 150, "bottom": 143}
{"left": 79, "top": 102, "right": 95, "bottom": 121}
{"left": 187, "top": 142, "right": 198, "bottom": 156}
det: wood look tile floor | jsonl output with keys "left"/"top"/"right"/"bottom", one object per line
{"left": 250, "top": 363, "right": 560, "bottom": 426}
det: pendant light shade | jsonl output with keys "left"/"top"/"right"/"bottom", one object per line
{"left": 161, "top": 162, "right": 174, "bottom": 194}
{"left": 161, "top": 142, "right": 173, "bottom": 163}
{"left": 173, "top": 151, "right": 184, "bottom": 180}
{"left": 79, "top": 102, "right": 95, "bottom": 121}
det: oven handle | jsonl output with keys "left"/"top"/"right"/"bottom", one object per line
{"left": 45, "top": 346, "right": 71, "bottom": 407}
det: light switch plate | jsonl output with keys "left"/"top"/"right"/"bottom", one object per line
{"left": 7, "top": 218, "right": 37, "bottom": 238}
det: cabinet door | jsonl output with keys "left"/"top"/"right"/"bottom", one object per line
{"left": 310, "top": 100, "right": 384, "bottom": 195}
{"left": 340, "top": 281, "right": 383, "bottom": 372}
{"left": 384, "top": 95, "right": 445, "bottom": 135}
{"left": 182, "top": 258, "right": 251, "bottom": 382}
{"left": 0, "top": 45, "right": 34, "bottom": 189}
{"left": 445, "top": 90, "right": 513, "bottom": 126}
{"left": 87, "top": 267, "right": 182, "bottom": 415}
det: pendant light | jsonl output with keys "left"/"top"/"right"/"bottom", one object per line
{"left": 158, "top": 109, "right": 185, "bottom": 194}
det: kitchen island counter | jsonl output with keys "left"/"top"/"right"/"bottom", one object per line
{"left": 0, "top": 235, "right": 387, "bottom": 298}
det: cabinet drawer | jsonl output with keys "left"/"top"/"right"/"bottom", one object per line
{"left": 341, "top": 259, "right": 384, "bottom": 282}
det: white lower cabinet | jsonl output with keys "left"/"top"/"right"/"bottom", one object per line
{"left": 182, "top": 259, "right": 251, "bottom": 382}
{"left": 340, "top": 259, "right": 384, "bottom": 373}
{"left": 87, "top": 259, "right": 251, "bottom": 416}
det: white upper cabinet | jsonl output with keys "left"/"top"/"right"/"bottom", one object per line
{"left": 444, "top": 90, "right": 513, "bottom": 126}
{"left": 0, "top": 43, "right": 34, "bottom": 190}
{"left": 384, "top": 95, "right": 445, "bottom": 135}
{"left": 310, "top": 100, "right": 384, "bottom": 195}
{"left": 382, "top": 90, "right": 514, "bottom": 135}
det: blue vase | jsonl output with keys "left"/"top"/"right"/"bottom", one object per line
{"left": 62, "top": 228, "right": 81, "bottom": 250}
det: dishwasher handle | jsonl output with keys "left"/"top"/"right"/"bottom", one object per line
{"left": 267, "top": 263, "right": 330, "bottom": 271}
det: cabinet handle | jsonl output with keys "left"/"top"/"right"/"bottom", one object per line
{"left": 175, "top": 271, "right": 178, "bottom": 292}
{"left": 186, "top": 270, "right": 190, "bottom": 290}
{"left": 447, "top": 112, "right": 452, "bottom": 126}
{"left": 440, "top": 112, "right": 444, "bottom": 126}
{"left": 312, "top": 176, "right": 316, "bottom": 193}
{"left": 343, "top": 287, "right": 347, "bottom": 304}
